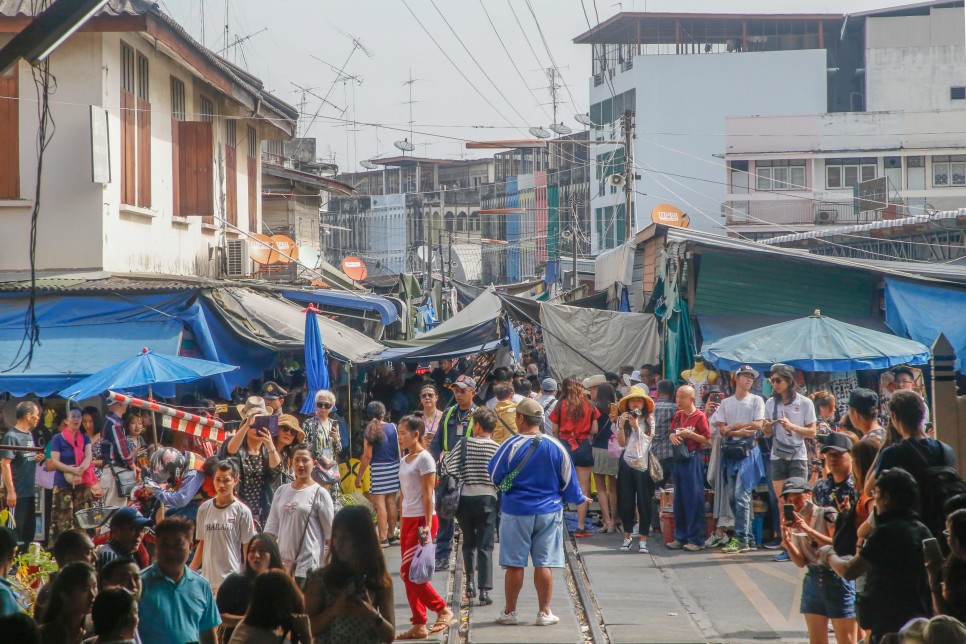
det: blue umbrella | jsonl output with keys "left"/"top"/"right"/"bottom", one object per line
{"left": 301, "top": 306, "right": 331, "bottom": 414}
{"left": 60, "top": 347, "right": 238, "bottom": 401}
{"left": 701, "top": 311, "right": 930, "bottom": 373}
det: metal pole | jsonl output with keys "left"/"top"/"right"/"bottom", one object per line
{"left": 623, "top": 109, "right": 635, "bottom": 242}
{"left": 448, "top": 229, "right": 454, "bottom": 287}
{"left": 572, "top": 193, "right": 578, "bottom": 290}
{"left": 423, "top": 193, "right": 431, "bottom": 290}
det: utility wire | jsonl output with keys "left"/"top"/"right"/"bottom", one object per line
{"left": 523, "top": 0, "right": 581, "bottom": 117}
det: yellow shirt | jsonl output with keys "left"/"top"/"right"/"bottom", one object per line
{"left": 493, "top": 400, "right": 518, "bottom": 444}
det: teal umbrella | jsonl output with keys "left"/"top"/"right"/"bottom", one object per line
{"left": 701, "top": 311, "right": 930, "bottom": 372}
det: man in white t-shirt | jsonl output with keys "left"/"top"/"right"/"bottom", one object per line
{"left": 711, "top": 365, "right": 766, "bottom": 553}
{"left": 190, "top": 461, "right": 255, "bottom": 593}
{"left": 486, "top": 367, "right": 525, "bottom": 409}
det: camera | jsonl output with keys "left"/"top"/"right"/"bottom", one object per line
{"left": 629, "top": 408, "right": 643, "bottom": 418}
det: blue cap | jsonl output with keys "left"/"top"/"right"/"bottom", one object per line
{"left": 109, "top": 507, "right": 151, "bottom": 529}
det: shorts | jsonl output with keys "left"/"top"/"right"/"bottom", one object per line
{"left": 499, "top": 510, "right": 564, "bottom": 568}
{"left": 801, "top": 566, "right": 855, "bottom": 619}
{"left": 771, "top": 458, "right": 808, "bottom": 481}
{"left": 592, "top": 447, "right": 619, "bottom": 477}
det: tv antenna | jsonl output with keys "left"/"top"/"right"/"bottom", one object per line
{"left": 311, "top": 54, "right": 364, "bottom": 85}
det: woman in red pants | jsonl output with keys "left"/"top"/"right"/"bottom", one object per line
{"left": 396, "top": 413, "right": 456, "bottom": 639}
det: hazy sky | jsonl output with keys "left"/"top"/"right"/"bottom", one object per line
{"left": 166, "top": 0, "right": 915, "bottom": 171}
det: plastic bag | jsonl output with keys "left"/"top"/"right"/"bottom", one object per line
{"left": 607, "top": 434, "right": 622, "bottom": 459}
{"left": 623, "top": 428, "right": 651, "bottom": 472}
{"left": 408, "top": 539, "right": 436, "bottom": 585}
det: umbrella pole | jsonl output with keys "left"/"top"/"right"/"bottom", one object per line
{"left": 148, "top": 385, "right": 159, "bottom": 447}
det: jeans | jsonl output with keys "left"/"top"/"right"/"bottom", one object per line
{"left": 617, "top": 457, "right": 655, "bottom": 536}
{"left": 671, "top": 453, "right": 706, "bottom": 545}
{"left": 723, "top": 462, "right": 753, "bottom": 544}
{"left": 455, "top": 495, "right": 497, "bottom": 590}
{"left": 435, "top": 512, "right": 455, "bottom": 563}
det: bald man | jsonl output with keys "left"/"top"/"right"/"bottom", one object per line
{"left": 667, "top": 385, "right": 712, "bottom": 551}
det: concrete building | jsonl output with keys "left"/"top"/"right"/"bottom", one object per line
{"left": 722, "top": 2, "right": 966, "bottom": 239}
{"left": 574, "top": 12, "right": 836, "bottom": 249}
{"left": 0, "top": 0, "right": 297, "bottom": 277}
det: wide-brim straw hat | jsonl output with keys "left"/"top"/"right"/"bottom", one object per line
{"left": 617, "top": 385, "right": 655, "bottom": 414}
{"left": 278, "top": 414, "right": 306, "bottom": 443}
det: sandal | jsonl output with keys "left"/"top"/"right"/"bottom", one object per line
{"left": 396, "top": 625, "right": 429, "bottom": 640}
{"left": 429, "top": 610, "right": 457, "bottom": 634}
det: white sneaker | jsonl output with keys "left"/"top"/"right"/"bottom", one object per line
{"left": 631, "top": 523, "right": 640, "bottom": 538}
{"left": 620, "top": 538, "right": 632, "bottom": 551}
{"left": 496, "top": 611, "right": 518, "bottom": 625}
{"left": 639, "top": 540, "right": 649, "bottom": 553}
{"left": 536, "top": 611, "right": 560, "bottom": 626}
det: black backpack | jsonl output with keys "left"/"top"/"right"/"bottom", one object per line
{"left": 903, "top": 440, "right": 966, "bottom": 548}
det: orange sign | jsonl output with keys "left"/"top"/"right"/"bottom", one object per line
{"left": 270, "top": 235, "right": 298, "bottom": 264}
{"left": 651, "top": 204, "right": 690, "bottom": 228}
{"left": 342, "top": 256, "right": 368, "bottom": 281}
{"left": 249, "top": 234, "right": 275, "bottom": 265}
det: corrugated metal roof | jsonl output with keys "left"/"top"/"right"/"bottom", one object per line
{"left": 760, "top": 209, "right": 966, "bottom": 245}
{"left": 0, "top": 0, "right": 156, "bottom": 17}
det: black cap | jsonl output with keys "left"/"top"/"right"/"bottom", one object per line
{"left": 848, "top": 388, "right": 878, "bottom": 417}
{"left": 821, "top": 431, "right": 853, "bottom": 453}
{"left": 261, "top": 381, "right": 288, "bottom": 400}
{"left": 0, "top": 525, "right": 19, "bottom": 553}
{"left": 781, "top": 477, "right": 811, "bottom": 496}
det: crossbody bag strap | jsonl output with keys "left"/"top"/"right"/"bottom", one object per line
{"left": 289, "top": 486, "right": 323, "bottom": 576}
{"left": 496, "top": 415, "right": 517, "bottom": 436}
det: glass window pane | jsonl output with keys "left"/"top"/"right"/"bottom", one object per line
{"left": 952, "top": 163, "right": 966, "bottom": 185}
{"left": 790, "top": 166, "right": 806, "bottom": 190}
{"left": 934, "top": 163, "right": 949, "bottom": 186}
{"left": 861, "top": 165, "right": 876, "bottom": 182}
{"left": 773, "top": 167, "right": 788, "bottom": 189}
{"left": 826, "top": 166, "right": 841, "bottom": 189}
{"left": 844, "top": 166, "right": 859, "bottom": 188}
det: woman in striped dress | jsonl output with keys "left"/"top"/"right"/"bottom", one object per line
{"left": 355, "top": 401, "right": 400, "bottom": 547}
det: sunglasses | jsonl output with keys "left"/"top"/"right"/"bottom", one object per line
{"left": 279, "top": 426, "right": 295, "bottom": 433}
{"left": 769, "top": 377, "right": 785, "bottom": 384}
{"left": 420, "top": 393, "right": 436, "bottom": 398}
{"left": 316, "top": 402, "right": 333, "bottom": 409}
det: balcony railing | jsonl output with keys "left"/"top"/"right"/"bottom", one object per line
{"left": 724, "top": 199, "right": 896, "bottom": 227}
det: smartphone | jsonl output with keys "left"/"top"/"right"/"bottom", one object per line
{"left": 352, "top": 574, "right": 368, "bottom": 598}
{"left": 609, "top": 402, "right": 619, "bottom": 417}
{"left": 783, "top": 503, "right": 796, "bottom": 524}
{"left": 253, "top": 414, "right": 279, "bottom": 437}
{"left": 708, "top": 392, "right": 723, "bottom": 406}
{"left": 923, "top": 537, "right": 942, "bottom": 566}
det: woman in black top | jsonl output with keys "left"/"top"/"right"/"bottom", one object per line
{"left": 591, "top": 384, "right": 619, "bottom": 533}
{"left": 217, "top": 533, "right": 284, "bottom": 639}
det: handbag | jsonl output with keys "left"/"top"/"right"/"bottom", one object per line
{"left": 648, "top": 452, "right": 664, "bottom": 483}
{"left": 109, "top": 462, "right": 137, "bottom": 498}
{"left": 435, "top": 437, "right": 468, "bottom": 520}
{"left": 723, "top": 437, "right": 755, "bottom": 461}
{"left": 497, "top": 435, "right": 542, "bottom": 492}
{"left": 671, "top": 437, "right": 691, "bottom": 462}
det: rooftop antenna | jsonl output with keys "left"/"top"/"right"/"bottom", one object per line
{"left": 310, "top": 54, "right": 364, "bottom": 85}
{"left": 402, "top": 69, "right": 419, "bottom": 143}
{"left": 217, "top": 27, "right": 267, "bottom": 56}
{"left": 545, "top": 67, "right": 561, "bottom": 124}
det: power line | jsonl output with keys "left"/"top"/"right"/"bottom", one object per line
{"left": 523, "top": 0, "right": 581, "bottom": 117}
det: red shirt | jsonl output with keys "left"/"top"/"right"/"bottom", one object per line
{"left": 549, "top": 399, "right": 600, "bottom": 449}
{"left": 670, "top": 409, "right": 710, "bottom": 453}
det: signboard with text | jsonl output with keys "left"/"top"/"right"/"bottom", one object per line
{"left": 857, "top": 177, "right": 888, "bottom": 212}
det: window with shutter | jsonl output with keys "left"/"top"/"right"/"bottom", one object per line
{"left": 247, "top": 126, "right": 258, "bottom": 232}
{"left": 0, "top": 67, "right": 19, "bottom": 199}
{"left": 175, "top": 121, "right": 214, "bottom": 216}
{"left": 170, "top": 77, "right": 185, "bottom": 215}
{"left": 225, "top": 119, "right": 237, "bottom": 226}
{"left": 120, "top": 44, "right": 151, "bottom": 207}
{"left": 136, "top": 53, "right": 151, "bottom": 208}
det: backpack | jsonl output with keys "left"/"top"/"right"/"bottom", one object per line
{"left": 903, "top": 440, "right": 966, "bottom": 548}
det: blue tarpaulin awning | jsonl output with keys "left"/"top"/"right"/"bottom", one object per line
{"left": 885, "top": 278, "right": 966, "bottom": 373}
{"left": 280, "top": 289, "right": 398, "bottom": 326}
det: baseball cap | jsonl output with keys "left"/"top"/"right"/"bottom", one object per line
{"left": 820, "top": 431, "right": 853, "bottom": 453}
{"left": 540, "top": 378, "right": 558, "bottom": 392}
{"left": 848, "top": 388, "right": 879, "bottom": 417}
{"left": 110, "top": 507, "right": 151, "bottom": 529}
{"left": 735, "top": 365, "right": 759, "bottom": 379}
{"left": 261, "top": 381, "right": 288, "bottom": 400}
{"left": 515, "top": 397, "right": 544, "bottom": 418}
{"left": 781, "top": 477, "right": 811, "bottom": 496}
{"left": 450, "top": 375, "right": 477, "bottom": 391}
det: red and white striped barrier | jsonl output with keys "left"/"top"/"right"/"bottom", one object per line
{"left": 161, "top": 415, "right": 226, "bottom": 443}
{"left": 106, "top": 390, "right": 226, "bottom": 442}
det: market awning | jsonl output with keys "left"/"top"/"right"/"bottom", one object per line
{"left": 885, "top": 278, "right": 966, "bottom": 373}
{"left": 372, "top": 318, "right": 502, "bottom": 362}
{"left": 697, "top": 314, "right": 891, "bottom": 347}
{"left": 280, "top": 289, "right": 398, "bottom": 325}
{"left": 0, "top": 320, "right": 183, "bottom": 397}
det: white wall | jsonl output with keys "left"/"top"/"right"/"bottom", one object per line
{"left": 865, "top": 7, "right": 966, "bottom": 112}
{"left": 367, "top": 193, "right": 407, "bottom": 273}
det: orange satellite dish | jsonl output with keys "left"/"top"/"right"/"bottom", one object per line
{"left": 249, "top": 234, "right": 275, "bottom": 265}
{"left": 342, "top": 256, "right": 368, "bottom": 281}
{"left": 651, "top": 204, "right": 690, "bottom": 228}
{"left": 270, "top": 235, "right": 298, "bottom": 264}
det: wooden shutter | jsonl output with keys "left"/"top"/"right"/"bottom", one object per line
{"left": 176, "top": 121, "right": 213, "bottom": 216}
{"left": 171, "top": 118, "right": 180, "bottom": 215}
{"left": 247, "top": 126, "right": 258, "bottom": 231}
{"left": 225, "top": 143, "right": 237, "bottom": 225}
{"left": 0, "top": 74, "right": 19, "bottom": 199}
{"left": 120, "top": 90, "right": 136, "bottom": 205}
{"left": 136, "top": 53, "right": 151, "bottom": 208}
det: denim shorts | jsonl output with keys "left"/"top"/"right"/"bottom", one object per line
{"left": 801, "top": 565, "right": 856, "bottom": 619}
{"left": 499, "top": 510, "right": 564, "bottom": 568}
{"left": 771, "top": 458, "right": 808, "bottom": 481}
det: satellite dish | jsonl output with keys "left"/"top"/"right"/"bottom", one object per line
{"left": 249, "top": 233, "right": 275, "bottom": 265}
{"left": 394, "top": 138, "right": 416, "bottom": 152}
{"left": 270, "top": 235, "right": 298, "bottom": 264}
{"left": 549, "top": 123, "right": 572, "bottom": 135}
{"left": 574, "top": 113, "right": 592, "bottom": 126}
{"left": 528, "top": 127, "right": 551, "bottom": 139}
{"left": 651, "top": 204, "right": 690, "bottom": 229}
{"left": 416, "top": 245, "right": 431, "bottom": 262}
{"left": 360, "top": 160, "right": 378, "bottom": 169}
{"left": 298, "top": 246, "right": 320, "bottom": 270}
{"left": 342, "top": 256, "right": 368, "bottom": 281}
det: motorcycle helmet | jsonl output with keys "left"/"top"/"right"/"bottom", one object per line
{"left": 150, "top": 447, "right": 186, "bottom": 485}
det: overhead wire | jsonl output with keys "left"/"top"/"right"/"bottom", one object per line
{"left": 522, "top": 0, "right": 581, "bottom": 118}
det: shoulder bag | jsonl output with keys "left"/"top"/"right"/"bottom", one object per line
{"left": 109, "top": 462, "right": 137, "bottom": 497}
{"left": 497, "top": 435, "right": 542, "bottom": 492}
{"left": 288, "top": 485, "right": 324, "bottom": 578}
{"left": 435, "top": 437, "right": 468, "bottom": 520}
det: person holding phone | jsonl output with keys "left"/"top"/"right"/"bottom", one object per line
{"left": 220, "top": 397, "right": 283, "bottom": 529}
{"left": 925, "top": 507, "right": 966, "bottom": 622}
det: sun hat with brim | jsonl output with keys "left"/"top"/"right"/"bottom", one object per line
{"left": 582, "top": 374, "right": 607, "bottom": 389}
{"left": 236, "top": 396, "right": 269, "bottom": 418}
{"left": 618, "top": 386, "right": 655, "bottom": 414}
{"left": 622, "top": 370, "right": 644, "bottom": 388}
{"left": 278, "top": 414, "right": 306, "bottom": 443}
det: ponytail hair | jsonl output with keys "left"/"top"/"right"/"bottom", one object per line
{"left": 364, "top": 401, "right": 387, "bottom": 446}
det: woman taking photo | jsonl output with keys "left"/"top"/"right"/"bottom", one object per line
{"left": 548, "top": 376, "right": 599, "bottom": 537}
{"left": 217, "top": 533, "right": 285, "bottom": 638}
{"left": 304, "top": 505, "right": 395, "bottom": 643}
{"left": 38, "top": 561, "right": 97, "bottom": 644}
{"left": 396, "top": 414, "right": 454, "bottom": 640}
{"left": 221, "top": 397, "right": 283, "bottom": 529}
{"left": 229, "top": 570, "right": 311, "bottom": 644}
{"left": 354, "top": 402, "right": 400, "bottom": 547}
{"left": 614, "top": 387, "right": 656, "bottom": 553}
{"left": 48, "top": 409, "right": 94, "bottom": 546}
{"left": 418, "top": 384, "right": 444, "bottom": 447}
{"left": 303, "top": 390, "right": 343, "bottom": 464}
{"left": 591, "top": 384, "right": 619, "bottom": 533}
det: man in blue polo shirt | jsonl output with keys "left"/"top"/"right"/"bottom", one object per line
{"left": 139, "top": 517, "right": 220, "bottom": 644}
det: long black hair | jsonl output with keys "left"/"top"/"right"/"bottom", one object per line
{"left": 322, "top": 505, "right": 392, "bottom": 595}
{"left": 41, "top": 561, "right": 95, "bottom": 625}
{"left": 244, "top": 533, "right": 284, "bottom": 576}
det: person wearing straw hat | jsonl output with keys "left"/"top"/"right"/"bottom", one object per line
{"left": 273, "top": 414, "right": 306, "bottom": 483}
{"left": 614, "top": 386, "right": 657, "bottom": 553}
{"left": 219, "top": 397, "right": 283, "bottom": 529}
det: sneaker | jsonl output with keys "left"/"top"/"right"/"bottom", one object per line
{"left": 496, "top": 611, "right": 518, "bottom": 625}
{"left": 380, "top": 539, "right": 390, "bottom": 549}
{"left": 763, "top": 539, "right": 782, "bottom": 550}
{"left": 773, "top": 550, "right": 791, "bottom": 562}
{"left": 574, "top": 529, "right": 592, "bottom": 538}
{"left": 620, "top": 538, "right": 632, "bottom": 552}
{"left": 721, "top": 538, "right": 741, "bottom": 554}
{"left": 746, "top": 542, "right": 759, "bottom": 551}
{"left": 683, "top": 543, "right": 704, "bottom": 552}
{"left": 738, "top": 541, "right": 754, "bottom": 553}
{"left": 631, "top": 523, "right": 640, "bottom": 538}
{"left": 536, "top": 611, "right": 560, "bottom": 626}
{"left": 435, "top": 559, "right": 449, "bottom": 572}
{"left": 705, "top": 533, "right": 727, "bottom": 548}
{"left": 639, "top": 541, "right": 649, "bottom": 553}
{"left": 666, "top": 540, "right": 684, "bottom": 550}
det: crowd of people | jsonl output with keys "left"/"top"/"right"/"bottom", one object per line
{"left": 0, "top": 351, "right": 964, "bottom": 643}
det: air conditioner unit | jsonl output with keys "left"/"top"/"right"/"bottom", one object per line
{"left": 815, "top": 210, "right": 838, "bottom": 224}
{"left": 225, "top": 239, "right": 252, "bottom": 278}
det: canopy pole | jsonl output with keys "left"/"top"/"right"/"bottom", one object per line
{"left": 148, "top": 385, "right": 159, "bottom": 447}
